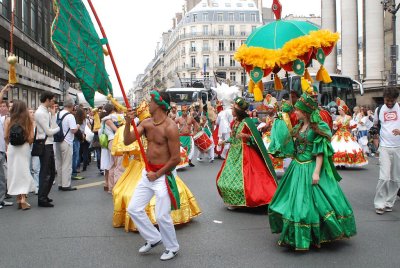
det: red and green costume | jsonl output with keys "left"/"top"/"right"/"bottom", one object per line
{"left": 216, "top": 118, "right": 277, "bottom": 207}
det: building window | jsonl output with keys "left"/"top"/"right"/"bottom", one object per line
{"left": 191, "top": 26, "right": 196, "bottom": 35}
{"left": 204, "top": 55, "right": 210, "bottom": 67}
{"left": 22, "top": 89, "right": 28, "bottom": 103}
{"left": 240, "top": 25, "right": 246, "bottom": 36}
{"left": 228, "top": 13, "right": 234, "bottom": 21}
{"left": 241, "top": 72, "right": 246, "bottom": 84}
{"left": 219, "top": 55, "right": 224, "bottom": 67}
{"left": 230, "top": 72, "right": 236, "bottom": 82}
{"left": 12, "top": 87, "right": 19, "bottom": 100}
{"left": 217, "top": 13, "right": 223, "bottom": 21}
{"left": 230, "top": 40, "right": 235, "bottom": 51}
{"left": 203, "top": 13, "right": 208, "bottom": 21}
{"left": 230, "top": 55, "right": 235, "bottom": 66}
{"left": 191, "top": 56, "right": 196, "bottom": 68}
{"left": 193, "top": 14, "right": 197, "bottom": 22}
{"left": 218, "top": 25, "right": 224, "bottom": 36}
{"left": 225, "top": 3, "right": 231, "bottom": 7}
{"left": 203, "top": 40, "right": 209, "bottom": 51}
{"left": 229, "top": 25, "right": 235, "bottom": 35}
{"left": 191, "top": 72, "right": 196, "bottom": 79}
{"left": 31, "top": 91, "right": 36, "bottom": 109}
{"left": 203, "top": 25, "right": 208, "bottom": 35}
{"left": 237, "top": 3, "right": 243, "bottom": 7}
{"left": 251, "top": 13, "right": 256, "bottom": 22}
{"left": 239, "top": 13, "right": 245, "bottom": 21}
{"left": 218, "top": 40, "right": 224, "bottom": 51}
{"left": 204, "top": 72, "right": 210, "bottom": 79}
{"left": 191, "top": 41, "right": 196, "bottom": 52}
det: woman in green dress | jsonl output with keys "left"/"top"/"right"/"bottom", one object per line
{"left": 216, "top": 97, "right": 277, "bottom": 208}
{"left": 268, "top": 93, "right": 356, "bottom": 250}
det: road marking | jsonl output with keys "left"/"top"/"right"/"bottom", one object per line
{"left": 213, "top": 220, "right": 223, "bottom": 224}
{"left": 75, "top": 181, "right": 104, "bottom": 189}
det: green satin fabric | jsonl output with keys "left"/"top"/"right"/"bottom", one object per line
{"left": 268, "top": 122, "right": 356, "bottom": 250}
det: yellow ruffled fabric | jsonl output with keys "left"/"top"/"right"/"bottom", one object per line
{"left": 234, "top": 30, "right": 340, "bottom": 69}
{"left": 111, "top": 125, "right": 146, "bottom": 157}
{"left": 112, "top": 156, "right": 202, "bottom": 232}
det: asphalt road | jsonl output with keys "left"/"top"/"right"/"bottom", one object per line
{"left": 0, "top": 156, "right": 399, "bottom": 268}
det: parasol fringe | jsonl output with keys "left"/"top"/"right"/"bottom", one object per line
{"left": 274, "top": 75, "right": 283, "bottom": 91}
{"left": 248, "top": 79, "right": 255, "bottom": 94}
{"left": 254, "top": 81, "right": 264, "bottom": 102}
{"left": 316, "top": 65, "right": 332, "bottom": 83}
{"left": 304, "top": 68, "right": 313, "bottom": 83}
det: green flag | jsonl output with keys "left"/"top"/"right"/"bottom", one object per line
{"left": 51, "top": 0, "right": 112, "bottom": 107}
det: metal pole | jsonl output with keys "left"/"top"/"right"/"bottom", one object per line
{"left": 390, "top": 0, "right": 398, "bottom": 85}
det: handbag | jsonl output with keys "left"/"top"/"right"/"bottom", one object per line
{"left": 31, "top": 127, "right": 47, "bottom": 157}
{"left": 99, "top": 122, "right": 109, "bottom": 149}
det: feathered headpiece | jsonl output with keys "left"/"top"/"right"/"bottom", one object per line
{"left": 336, "top": 97, "right": 349, "bottom": 114}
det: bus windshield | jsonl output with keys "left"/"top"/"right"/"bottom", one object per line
{"left": 262, "top": 75, "right": 362, "bottom": 110}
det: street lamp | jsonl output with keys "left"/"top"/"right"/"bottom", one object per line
{"left": 382, "top": 0, "right": 400, "bottom": 85}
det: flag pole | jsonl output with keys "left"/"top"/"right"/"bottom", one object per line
{"left": 86, "top": 0, "right": 149, "bottom": 170}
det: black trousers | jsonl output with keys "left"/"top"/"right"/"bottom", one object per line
{"left": 38, "top": 145, "right": 55, "bottom": 203}
{"left": 79, "top": 141, "right": 90, "bottom": 169}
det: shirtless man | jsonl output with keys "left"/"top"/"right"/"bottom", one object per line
{"left": 124, "top": 91, "right": 181, "bottom": 261}
{"left": 168, "top": 103, "right": 179, "bottom": 120}
{"left": 175, "top": 105, "right": 199, "bottom": 167}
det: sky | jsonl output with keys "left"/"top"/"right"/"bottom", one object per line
{"left": 84, "top": 0, "right": 321, "bottom": 97}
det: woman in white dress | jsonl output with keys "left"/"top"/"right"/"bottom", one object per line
{"left": 4, "top": 100, "right": 35, "bottom": 210}
{"left": 99, "top": 104, "right": 118, "bottom": 193}
{"left": 331, "top": 99, "right": 368, "bottom": 168}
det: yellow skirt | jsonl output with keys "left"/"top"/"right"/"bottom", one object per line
{"left": 112, "top": 157, "right": 201, "bottom": 232}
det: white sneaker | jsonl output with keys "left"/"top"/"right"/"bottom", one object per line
{"left": 1, "top": 201, "right": 13, "bottom": 206}
{"left": 375, "top": 208, "right": 385, "bottom": 215}
{"left": 196, "top": 157, "right": 203, "bottom": 162}
{"left": 209, "top": 158, "right": 214, "bottom": 163}
{"left": 138, "top": 240, "right": 162, "bottom": 253}
{"left": 385, "top": 207, "right": 393, "bottom": 212}
{"left": 160, "top": 250, "right": 178, "bottom": 261}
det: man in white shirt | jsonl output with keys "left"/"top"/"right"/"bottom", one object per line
{"left": 34, "top": 92, "right": 60, "bottom": 207}
{"left": 373, "top": 87, "right": 400, "bottom": 215}
{"left": 55, "top": 99, "right": 79, "bottom": 191}
{"left": 216, "top": 107, "right": 233, "bottom": 159}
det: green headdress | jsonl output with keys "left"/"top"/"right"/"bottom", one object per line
{"left": 150, "top": 90, "right": 170, "bottom": 111}
{"left": 234, "top": 97, "right": 249, "bottom": 111}
{"left": 281, "top": 100, "right": 294, "bottom": 113}
{"left": 294, "top": 93, "right": 321, "bottom": 123}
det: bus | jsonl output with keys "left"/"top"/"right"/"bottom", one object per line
{"left": 262, "top": 74, "right": 364, "bottom": 110}
{"left": 165, "top": 87, "right": 215, "bottom": 107}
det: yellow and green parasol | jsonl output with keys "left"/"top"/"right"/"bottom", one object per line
{"left": 234, "top": 0, "right": 339, "bottom": 101}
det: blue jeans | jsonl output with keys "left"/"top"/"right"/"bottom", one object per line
{"left": 30, "top": 156, "right": 40, "bottom": 191}
{"left": 72, "top": 138, "right": 81, "bottom": 176}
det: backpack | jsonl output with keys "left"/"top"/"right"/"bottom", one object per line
{"left": 99, "top": 122, "right": 109, "bottom": 148}
{"left": 9, "top": 124, "right": 25, "bottom": 146}
{"left": 53, "top": 112, "right": 71, "bottom": 143}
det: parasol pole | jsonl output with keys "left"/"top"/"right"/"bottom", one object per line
{"left": 86, "top": 0, "right": 149, "bottom": 170}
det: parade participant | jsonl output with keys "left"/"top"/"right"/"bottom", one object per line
{"left": 259, "top": 95, "right": 284, "bottom": 173}
{"left": 195, "top": 114, "right": 215, "bottom": 163}
{"left": 215, "top": 103, "right": 233, "bottom": 159}
{"left": 268, "top": 92, "right": 357, "bottom": 250}
{"left": 331, "top": 98, "right": 368, "bottom": 168}
{"left": 212, "top": 100, "right": 226, "bottom": 158}
{"left": 113, "top": 101, "right": 201, "bottom": 232}
{"left": 216, "top": 97, "right": 277, "bottom": 209}
{"left": 373, "top": 87, "right": 400, "bottom": 215}
{"left": 168, "top": 103, "right": 179, "bottom": 121}
{"left": 125, "top": 91, "right": 181, "bottom": 261}
{"left": 176, "top": 105, "right": 198, "bottom": 167}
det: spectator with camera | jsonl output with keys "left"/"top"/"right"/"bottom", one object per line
{"left": 373, "top": 87, "right": 400, "bottom": 215}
